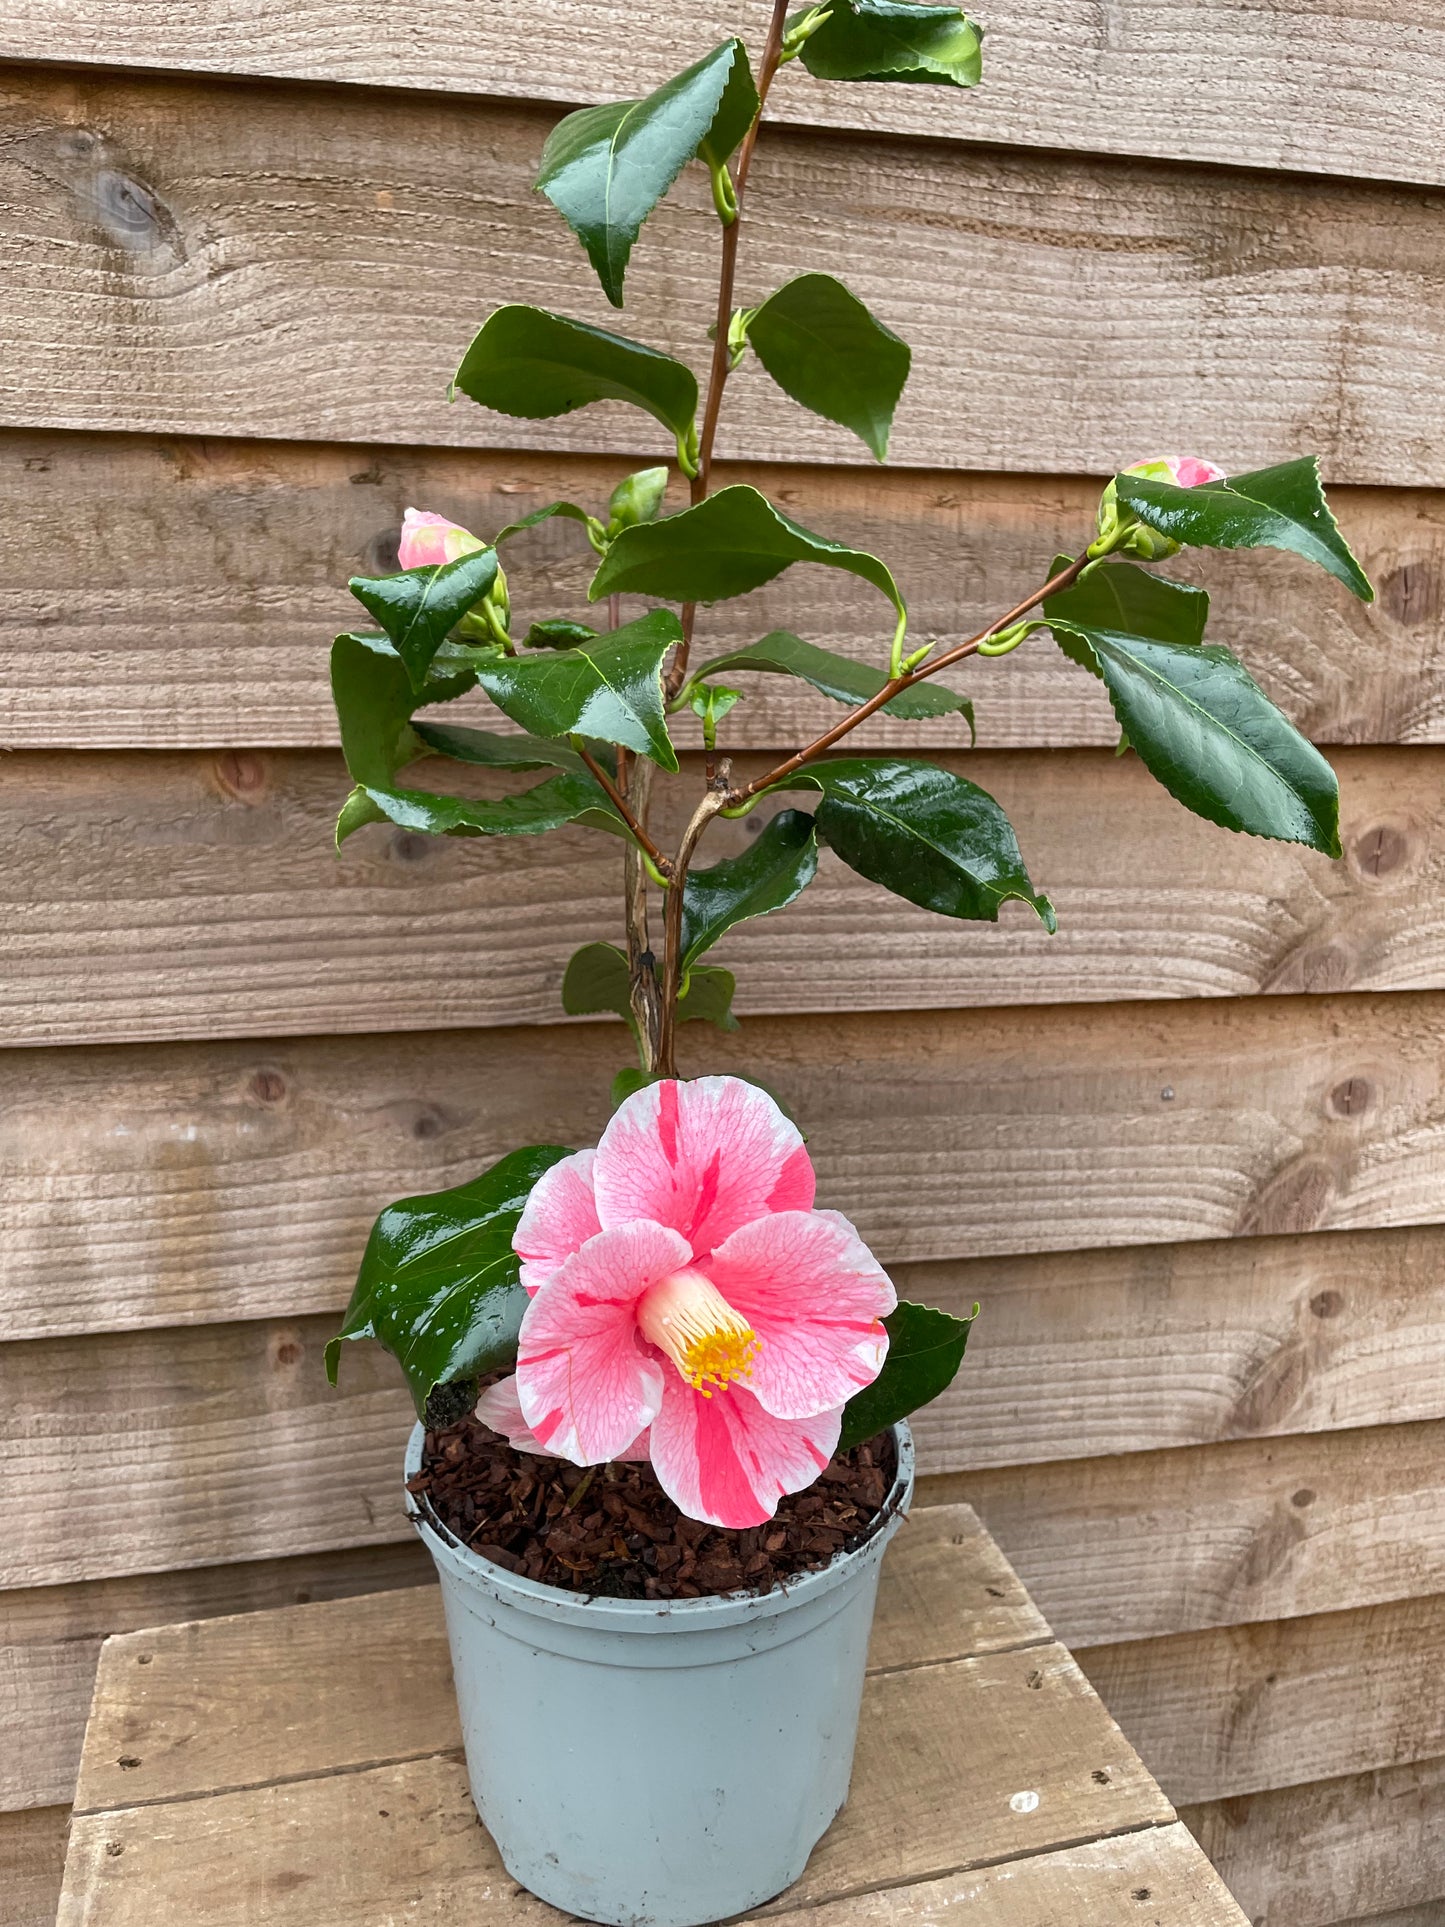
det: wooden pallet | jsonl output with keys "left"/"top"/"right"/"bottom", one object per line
{"left": 55, "top": 1504, "right": 1247, "bottom": 1925}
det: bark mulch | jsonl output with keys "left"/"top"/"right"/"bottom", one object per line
{"left": 408, "top": 1410, "right": 897, "bottom": 1601}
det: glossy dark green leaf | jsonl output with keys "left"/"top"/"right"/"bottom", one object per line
{"left": 773, "top": 758, "right": 1056, "bottom": 929}
{"left": 537, "top": 40, "right": 759, "bottom": 306}
{"left": 680, "top": 808, "right": 819, "bottom": 971}
{"left": 1045, "top": 617, "right": 1342, "bottom": 855}
{"left": 564, "top": 942, "right": 739, "bottom": 1034}
{"left": 493, "top": 498, "right": 601, "bottom": 547}
{"left": 523, "top": 619, "right": 599, "bottom": 651}
{"left": 411, "top": 719, "right": 587, "bottom": 775}
{"left": 746, "top": 274, "right": 910, "bottom": 459}
{"left": 1042, "top": 556, "right": 1208, "bottom": 679}
{"left": 796, "top": 0, "right": 983, "bottom": 86}
{"left": 838, "top": 1300, "right": 976, "bottom": 1452}
{"left": 1113, "top": 457, "right": 1374, "bottom": 602}
{"left": 349, "top": 548, "right": 499, "bottom": 692}
{"left": 699, "top": 630, "right": 972, "bottom": 729}
{"left": 331, "top": 634, "right": 437, "bottom": 790}
{"left": 471, "top": 608, "right": 682, "bottom": 770}
{"left": 343, "top": 771, "right": 629, "bottom": 845}
{"left": 454, "top": 307, "right": 699, "bottom": 465}
{"left": 592, "top": 487, "right": 906, "bottom": 644}
{"left": 325, "top": 1145, "right": 573, "bottom": 1416}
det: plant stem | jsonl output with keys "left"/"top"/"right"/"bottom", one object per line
{"left": 667, "top": 0, "right": 793, "bottom": 701}
{"left": 734, "top": 550, "right": 1094, "bottom": 800}
{"left": 579, "top": 745, "right": 673, "bottom": 876}
{"left": 656, "top": 776, "right": 732, "bottom": 1077}
{"left": 623, "top": 758, "right": 662, "bottom": 1072}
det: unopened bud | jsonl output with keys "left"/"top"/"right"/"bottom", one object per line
{"left": 397, "top": 507, "right": 486, "bottom": 569}
{"left": 606, "top": 467, "right": 669, "bottom": 537}
{"left": 1095, "top": 456, "right": 1226, "bottom": 560}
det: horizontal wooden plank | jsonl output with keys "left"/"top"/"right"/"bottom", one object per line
{"left": 3, "top": 3, "right": 1442, "bottom": 190}
{"left": 5, "top": 743, "right": 1438, "bottom": 1047}
{"left": 2, "top": 1805, "right": 69, "bottom": 1927}
{"left": 8, "top": 1304, "right": 1444, "bottom": 1622}
{"left": 59, "top": 1728, "right": 1172, "bottom": 1927}
{"left": 73, "top": 1511, "right": 1044, "bottom": 1813}
{"left": 7, "top": 432, "right": 1430, "bottom": 752}
{"left": 7, "top": 995, "right": 1445, "bottom": 1340}
{"left": 0, "top": 1543, "right": 433, "bottom": 1812}
{"left": 933, "top": 1418, "right": 1445, "bottom": 1649}
{"left": 3, "top": 70, "right": 1444, "bottom": 482}
{"left": 1182, "top": 1757, "right": 1445, "bottom": 1927}
{"left": 911, "top": 1224, "right": 1445, "bottom": 1472}
{"left": 1078, "top": 1592, "right": 1445, "bottom": 1806}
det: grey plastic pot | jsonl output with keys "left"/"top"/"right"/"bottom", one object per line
{"left": 404, "top": 1419, "right": 913, "bottom": 1927}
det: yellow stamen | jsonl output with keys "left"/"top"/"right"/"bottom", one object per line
{"left": 638, "top": 1269, "right": 759, "bottom": 1398}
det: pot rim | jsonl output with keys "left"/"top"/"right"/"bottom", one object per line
{"left": 405, "top": 1418, "right": 914, "bottom": 1632}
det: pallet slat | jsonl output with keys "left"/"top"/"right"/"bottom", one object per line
{"left": 3, "top": 71, "right": 1445, "bottom": 481}
{"left": 6, "top": 434, "right": 1427, "bottom": 752}
{"left": 5, "top": 996, "right": 1445, "bottom": 1341}
{"left": 2, "top": 2, "right": 1443, "bottom": 189}
{"left": 2, "top": 744, "right": 1437, "bottom": 1048}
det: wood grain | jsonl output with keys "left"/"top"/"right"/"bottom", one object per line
{"left": 8, "top": 432, "right": 1432, "bottom": 752}
{"left": 935, "top": 1419, "right": 1445, "bottom": 1648}
{"left": 1078, "top": 1592, "right": 1445, "bottom": 1806}
{"left": 3, "top": 744, "right": 1438, "bottom": 1048}
{"left": 7, "top": 1304, "right": 1443, "bottom": 1623}
{"left": 2, "top": 1804, "right": 69, "bottom": 1927}
{"left": 0, "top": 1543, "right": 433, "bottom": 1812}
{"left": 7, "top": 995, "right": 1445, "bottom": 1341}
{"left": 1182, "top": 1757, "right": 1445, "bottom": 1927}
{"left": 72, "top": 1511, "right": 1044, "bottom": 1812}
{"left": 4, "top": 69, "right": 1445, "bottom": 481}
{"left": 3, "top": 1, "right": 1443, "bottom": 190}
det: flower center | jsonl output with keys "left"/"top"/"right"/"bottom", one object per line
{"left": 638, "top": 1268, "right": 759, "bottom": 1397}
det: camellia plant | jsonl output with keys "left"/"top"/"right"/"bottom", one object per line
{"left": 325, "top": 0, "right": 1371, "bottom": 1531}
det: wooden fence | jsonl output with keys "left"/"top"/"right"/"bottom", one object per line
{"left": 3, "top": 6, "right": 1445, "bottom": 1922}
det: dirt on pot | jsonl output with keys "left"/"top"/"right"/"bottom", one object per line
{"left": 409, "top": 1410, "right": 897, "bottom": 1601}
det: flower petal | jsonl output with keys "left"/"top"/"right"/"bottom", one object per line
{"left": 515, "top": 1221, "right": 685, "bottom": 1463}
{"left": 592, "top": 1077, "right": 815, "bottom": 1257}
{"left": 514, "top": 1149, "right": 602, "bottom": 1295}
{"left": 648, "top": 1380, "right": 842, "bottom": 1529}
{"left": 703, "top": 1208, "right": 895, "bottom": 1420}
{"left": 474, "top": 1373, "right": 554, "bottom": 1455}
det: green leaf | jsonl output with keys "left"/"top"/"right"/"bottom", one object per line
{"left": 612, "top": 1065, "right": 658, "bottom": 1107}
{"left": 1044, "top": 617, "right": 1342, "bottom": 855}
{"left": 411, "top": 719, "right": 587, "bottom": 775}
{"left": 453, "top": 307, "right": 699, "bottom": 468}
{"left": 493, "top": 498, "right": 601, "bottom": 547}
{"left": 838, "top": 1300, "right": 976, "bottom": 1453}
{"left": 677, "top": 964, "right": 740, "bottom": 1032}
{"left": 772, "top": 758, "right": 1056, "bottom": 930}
{"left": 349, "top": 548, "right": 499, "bottom": 693}
{"left": 1042, "top": 556, "right": 1208, "bottom": 679}
{"left": 326, "top": 1146, "right": 573, "bottom": 1417}
{"left": 796, "top": 0, "right": 983, "bottom": 87}
{"left": 1113, "top": 457, "right": 1373, "bottom": 603}
{"left": 699, "top": 630, "right": 972, "bottom": 730}
{"left": 592, "top": 487, "right": 907, "bottom": 649}
{"left": 537, "top": 40, "right": 759, "bottom": 307}
{"left": 746, "top": 274, "right": 910, "bottom": 460}
{"left": 349, "top": 771, "right": 629, "bottom": 844}
{"left": 471, "top": 609, "right": 682, "bottom": 771}
{"left": 562, "top": 941, "right": 635, "bottom": 1023}
{"left": 680, "top": 808, "right": 819, "bottom": 971}
{"left": 523, "top": 619, "right": 599, "bottom": 651}
{"left": 563, "top": 943, "right": 739, "bottom": 1035}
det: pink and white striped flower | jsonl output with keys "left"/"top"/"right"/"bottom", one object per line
{"left": 397, "top": 507, "right": 487, "bottom": 570}
{"left": 476, "top": 1077, "right": 896, "bottom": 1529}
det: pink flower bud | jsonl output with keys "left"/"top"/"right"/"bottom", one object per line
{"left": 1122, "top": 455, "right": 1226, "bottom": 489}
{"left": 397, "top": 507, "right": 486, "bottom": 570}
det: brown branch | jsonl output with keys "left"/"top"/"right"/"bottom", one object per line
{"left": 579, "top": 745, "right": 673, "bottom": 876}
{"left": 667, "top": 0, "right": 793, "bottom": 700}
{"left": 656, "top": 778, "right": 732, "bottom": 1078}
{"left": 622, "top": 759, "right": 662, "bottom": 1072}
{"left": 736, "top": 550, "right": 1095, "bottom": 799}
